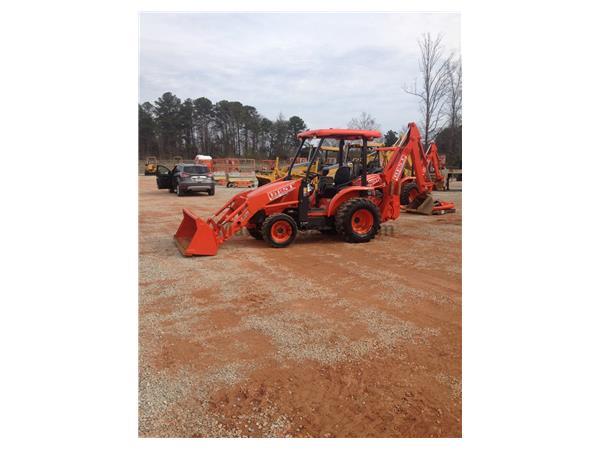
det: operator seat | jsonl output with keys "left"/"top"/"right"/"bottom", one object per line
{"left": 317, "top": 167, "right": 334, "bottom": 193}
{"left": 320, "top": 165, "right": 353, "bottom": 198}
{"left": 367, "top": 160, "right": 383, "bottom": 174}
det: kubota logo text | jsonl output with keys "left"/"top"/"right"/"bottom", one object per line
{"left": 393, "top": 155, "right": 407, "bottom": 181}
{"left": 268, "top": 184, "right": 293, "bottom": 201}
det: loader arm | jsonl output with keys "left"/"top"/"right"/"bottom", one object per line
{"left": 174, "top": 190, "right": 252, "bottom": 256}
{"left": 174, "top": 179, "right": 302, "bottom": 256}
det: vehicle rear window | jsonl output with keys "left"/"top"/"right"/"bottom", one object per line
{"left": 183, "top": 165, "right": 209, "bottom": 174}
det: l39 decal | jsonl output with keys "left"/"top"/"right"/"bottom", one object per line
{"left": 392, "top": 154, "right": 407, "bottom": 182}
{"left": 267, "top": 184, "right": 293, "bottom": 201}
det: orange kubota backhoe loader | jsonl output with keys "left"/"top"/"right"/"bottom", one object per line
{"left": 398, "top": 141, "right": 451, "bottom": 209}
{"left": 174, "top": 122, "right": 455, "bottom": 256}
{"left": 425, "top": 142, "right": 446, "bottom": 191}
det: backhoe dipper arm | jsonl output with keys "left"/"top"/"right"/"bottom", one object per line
{"left": 371, "top": 122, "right": 436, "bottom": 220}
{"left": 425, "top": 142, "right": 444, "bottom": 182}
{"left": 381, "top": 122, "right": 429, "bottom": 188}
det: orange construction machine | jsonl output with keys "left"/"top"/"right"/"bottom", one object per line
{"left": 398, "top": 140, "right": 453, "bottom": 208}
{"left": 425, "top": 142, "right": 446, "bottom": 191}
{"left": 194, "top": 154, "right": 213, "bottom": 170}
{"left": 174, "top": 122, "right": 455, "bottom": 256}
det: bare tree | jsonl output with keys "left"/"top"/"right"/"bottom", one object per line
{"left": 445, "top": 54, "right": 462, "bottom": 130}
{"left": 404, "top": 33, "right": 449, "bottom": 145}
{"left": 443, "top": 54, "right": 462, "bottom": 163}
{"left": 348, "top": 112, "right": 381, "bottom": 131}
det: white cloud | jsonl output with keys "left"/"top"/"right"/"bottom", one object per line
{"left": 140, "top": 12, "right": 460, "bottom": 133}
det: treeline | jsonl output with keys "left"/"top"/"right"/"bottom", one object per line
{"left": 140, "top": 34, "right": 461, "bottom": 167}
{"left": 139, "top": 92, "right": 462, "bottom": 168}
{"left": 139, "top": 92, "right": 307, "bottom": 160}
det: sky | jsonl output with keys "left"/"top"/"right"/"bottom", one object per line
{"left": 139, "top": 13, "right": 460, "bottom": 134}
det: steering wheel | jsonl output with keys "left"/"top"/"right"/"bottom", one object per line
{"left": 306, "top": 171, "right": 319, "bottom": 181}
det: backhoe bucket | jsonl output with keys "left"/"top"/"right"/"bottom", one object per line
{"left": 404, "top": 193, "right": 456, "bottom": 216}
{"left": 405, "top": 193, "right": 435, "bottom": 215}
{"left": 174, "top": 208, "right": 220, "bottom": 256}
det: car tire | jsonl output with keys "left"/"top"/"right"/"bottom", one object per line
{"left": 208, "top": 187, "right": 215, "bottom": 196}
{"left": 261, "top": 213, "right": 297, "bottom": 248}
{"left": 335, "top": 198, "right": 381, "bottom": 243}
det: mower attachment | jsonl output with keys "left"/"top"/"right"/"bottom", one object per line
{"left": 174, "top": 208, "right": 220, "bottom": 256}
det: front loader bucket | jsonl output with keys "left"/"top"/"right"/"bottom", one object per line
{"left": 405, "top": 193, "right": 435, "bottom": 215}
{"left": 174, "top": 208, "right": 220, "bottom": 256}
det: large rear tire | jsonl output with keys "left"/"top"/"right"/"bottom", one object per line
{"left": 400, "top": 182, "right": 419, "bottom": 206}
{"left": 262, "top": 213, "right": 298, "bottom": 248}
{"left": 335, "top": 198, "right": 381, "bottom": 243}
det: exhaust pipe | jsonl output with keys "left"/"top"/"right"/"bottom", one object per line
{"left": 174, "top": 208, "right": 220, "bottom": 256}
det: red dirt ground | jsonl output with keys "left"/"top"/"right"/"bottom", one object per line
{"left": 138, "top": 176, "right": 462, "bottom": 437}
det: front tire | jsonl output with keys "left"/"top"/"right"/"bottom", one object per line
{"left": 248, "top": 227, "right": 263, "bottom": 240}
{"left": 262, "top": 213, "right": 298, "bottom": 248}
{"left": 335, "top": 198, "right": 381, "bottom": 243}
{"left": 208, "top": 187, "right": 215, "bottom": 196}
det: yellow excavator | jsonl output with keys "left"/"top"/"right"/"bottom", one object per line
{"left": 256, "top": 142, "right": 388, "bottom": 186}
{"left": 256, "top": 145, "right": 341, "bottom": 186}
{"left": 144, "top": 156, "right": 158, "bottom": 176}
